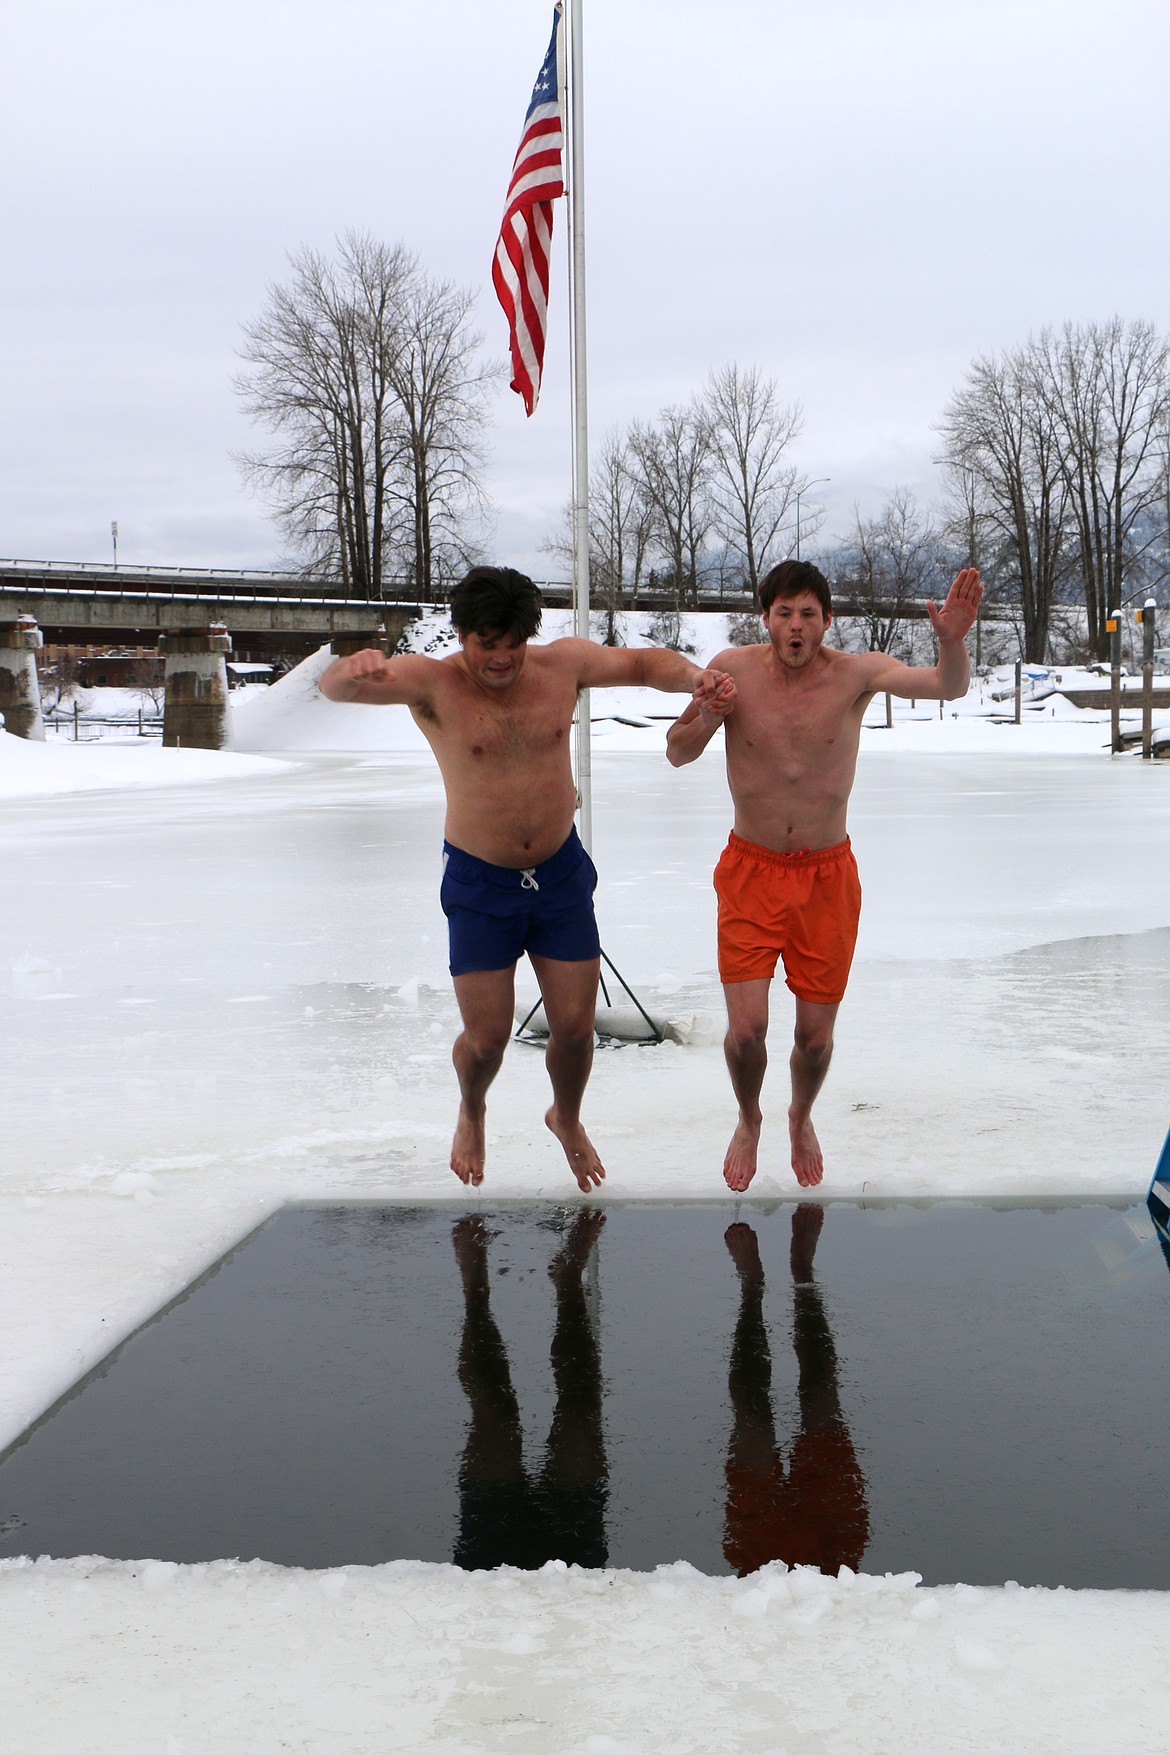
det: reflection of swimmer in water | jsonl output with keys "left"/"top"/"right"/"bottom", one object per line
{"left": 723, "top": 1207, "right": 869, "bottom": 1577}
{"left": 452, "top": 1211, "right": 608, "bottom": 1571}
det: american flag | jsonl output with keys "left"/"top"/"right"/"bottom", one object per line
{"left": 492, "top": 6, "right": 565, "bottom": 417}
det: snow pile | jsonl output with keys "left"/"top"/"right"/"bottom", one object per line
{"left": 0, "top": 726, "right": 289, "bottom": 799}
{"left": 3, "top": 1555, "right": 1167, "bottom": 1754}
{"left": 230, "top": 642, "right": 432, "bottom": 753}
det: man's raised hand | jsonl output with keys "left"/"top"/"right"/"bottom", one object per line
{"left": 927, "top": 568, "right": 983, "bottom": 644}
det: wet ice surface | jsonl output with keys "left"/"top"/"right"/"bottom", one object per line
{"left": 4, "top": 751, "right": 1168, "bottom": 1213}
{"left": 4, "top": 1200, "right": 1168, "bottom": 1590}
{"left": 4, "top": 747, "right": 1170, "bottom": 1753}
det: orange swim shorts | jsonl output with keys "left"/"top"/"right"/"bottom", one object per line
{"left": 713, "top": 832, "right": 862, "bottom": 1003}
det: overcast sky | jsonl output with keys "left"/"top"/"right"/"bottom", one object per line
{"left": 3, "top": 0, "right": 1167, "bottom": 579}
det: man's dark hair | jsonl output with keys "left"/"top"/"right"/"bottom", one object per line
{"left": 450, "top": 566, "right": 544, "bottom": 641}
{"left": 758, "top": 559, "right": 832, "bottom": 617}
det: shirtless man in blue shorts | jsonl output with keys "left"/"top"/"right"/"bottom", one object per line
{"left": 320, "top": 565, "right": 733, "bottom": 1192}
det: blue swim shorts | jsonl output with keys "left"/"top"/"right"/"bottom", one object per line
{"left": 440, "top": 827, "right": 601, "bottom": 977}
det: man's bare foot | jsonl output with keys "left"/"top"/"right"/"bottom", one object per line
{"left": 451, "top": 1102, "right": 486, "bottom": 1186}
{"left": 790, "top": 1203, "right": 824, "bottom": 1281}
{"left": 544, "top": 1107, "right": 605, "bottom": 1191}
{"left": 550, "top": 1208, "right": 606, "bottom": 1282}
{"left": 451, "top": 1213, "right": 490, "bottom": 1283}
{"left": 724, "top": 1220, "right": 763, "bottom": 1281}
{"left": 724, "top": 1115, "right": 761, "bottom": 1192}
{"left": 789, "top": 1110, "right": 824, "bottom": 1188}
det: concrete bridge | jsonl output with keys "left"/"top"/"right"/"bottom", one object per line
{"left": 0, "top": 562, "right": 441, "bottom": 749}
{"left": 0, "top": 563, "right": 430, "bottom": 661}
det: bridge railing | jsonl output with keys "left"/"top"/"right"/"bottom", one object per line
{"left": 0, "top": 559, "right": 452, "bottom": 606}
{"left": 0, "top": 557, "right": 296, "bottom": 579}
{"left": 0, "top": 582, "right": 398, "bottom": 611}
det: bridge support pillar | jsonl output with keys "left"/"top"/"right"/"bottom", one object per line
{"left": 0, "top": 615, "right": 46, "bottom": 740}
{"left": 330, "top": 630, "right": 388, "bottom": 660}
{"left": 329, "top": 607, "right": 420, "bottom": 660}
{"left": 160, "top": 625, "right": 232, "bottom": 750}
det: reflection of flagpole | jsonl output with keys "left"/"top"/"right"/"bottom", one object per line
{"left": 564, "top": 0, "right": 592, "bottom": 853}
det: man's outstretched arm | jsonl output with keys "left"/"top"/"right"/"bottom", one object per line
{"left": 318, "top": 647, "right": 437, "bottom": 707}
{"left": 569, "top": 638, "right": 734, "bottom": 711}
{"left": 868, "top": 567, "right": 983, "bottom": 702}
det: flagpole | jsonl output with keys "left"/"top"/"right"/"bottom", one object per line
{"left": 513, "top": 3, "right": 670, "bottom": 1046}
{"left": 564, "top": 0, "right": 593, "bottom": 854}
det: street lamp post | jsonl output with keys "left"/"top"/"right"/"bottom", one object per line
{"left": 794, "top": 479, "right": 830, "bottom": 561}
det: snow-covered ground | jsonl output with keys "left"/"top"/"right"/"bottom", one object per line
{"left": 3, "top": 615, "right": 1169, "bottom": 1752}
{"left": 0, "top": 724, "right": 285, "bottom": 796}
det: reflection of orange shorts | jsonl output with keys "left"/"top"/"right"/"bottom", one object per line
{"left": 713, "top": 833, "right": 861, "bottom": 1003}
{"left": 724, "top": 1426, "right": 871, "bottom": 1577}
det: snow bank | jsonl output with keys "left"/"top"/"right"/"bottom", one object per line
{"left": 0, "top": 727, "right": 291, "bottom": 799}
{"left": 230, "top": 643, "right": 433, "bottom": 753}
{"left": 3, "top": 1555, "right": 1167, "bottom": 1754}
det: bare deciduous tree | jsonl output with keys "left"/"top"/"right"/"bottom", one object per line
{"left": 542, "top": 428, "right": 654, "bottom": 643}
{"left": 386, "top": 270, "right": 497, "bottom": 598}
{"left": 702, "top": 363, "right": 805, "bottom": 599}
{"left": 627, "top": 402, "right": 713, "bottom": 608}
{"left": 844, "top": 489, "right": 945, "bottom": 655}
{"left": 939, "top": 345, "right": 1070, "bottom": 662}
{"left": 236, "top": 232, "right": 496, "bottom": 600}
{"left": 1036, "top": 318, "right": 1170, "bottom": 655}
{"left": 590, "top": 429, "right": 654, "bottom": 624}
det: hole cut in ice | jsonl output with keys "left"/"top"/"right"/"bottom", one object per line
{"left": 1, "top": 1200, "right": 1168, "bottom": 1586}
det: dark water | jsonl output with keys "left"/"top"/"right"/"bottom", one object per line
{"left": 2, "top": 1200, "right": 1168, "bottom": 1587}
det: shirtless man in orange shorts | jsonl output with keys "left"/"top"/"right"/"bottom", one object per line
{"left": 667, "top": 558, "right": 982, "bottom": 1192}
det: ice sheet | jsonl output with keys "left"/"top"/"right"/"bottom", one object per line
{"left": 3, "top": 704, "right": 1169, "bottom": 1753}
